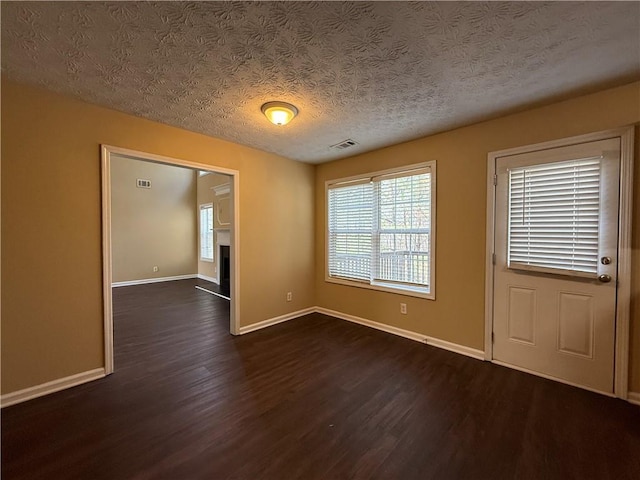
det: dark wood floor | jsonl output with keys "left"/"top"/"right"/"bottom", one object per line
{"left": 194, "top": 278, "right": 230, "bottom": 299}
{"left": 2, "top": 279, "right": 639, "bottom": 479}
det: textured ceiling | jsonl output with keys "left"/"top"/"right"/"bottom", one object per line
{"left": 2, "top": 2, "right": 639, "bottom": 164}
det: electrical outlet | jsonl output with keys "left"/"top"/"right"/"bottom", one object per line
{"left": 286, "top": 292, "right": 292, "bottom": 302}
{"left": 400, "top": 303, "right": 407, "bottom": 315}
{"left": 153, "top": 266, "right": 159, "bottom": 272}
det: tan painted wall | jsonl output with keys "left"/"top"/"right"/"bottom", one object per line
{"left": 2, "top": 78, "right": 638, "bottom": 396}
{"left": 111, "top": 156, "right": 197, "bottom": 283}
{"left": 196, "top": 172, "right": 232, "bottom": 281}
{"left": 315, "top": 81, "right": 640, "bottom": 391}
{"left": 1, "top": 80, "right": 316, "bottom": 394}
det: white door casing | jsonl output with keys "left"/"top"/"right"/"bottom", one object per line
{"left": 485, "top": 127, "right": 634, "bottom": 399}
{"left": 101, "top": 145, "right": 241, "bottom": 375}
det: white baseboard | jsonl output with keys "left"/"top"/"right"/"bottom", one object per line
{"left": 112, "top": 274, "right": 197, "bottom": 287}
{"left": 195, "top": 285, "right": 230, "bottom": 300}
{"left": 628, "top": 392, "right": 640, "bottom": 406}
{"left": 1, "top": 368, "right": 106, "bottom": 408}
{"left": 425, "top": 335, "right": 485, "bottom": 360}
{"left": 197, "top": 274, "right": 218, "bottom": 284}
{"left": 315, "top": 307, "right": 427, "bottom": 343}
{"left": 239, "top": 307, "right": 316, "bottom": 335}
{"left": 315, "top": 307, "right": 484, "bottom": 360}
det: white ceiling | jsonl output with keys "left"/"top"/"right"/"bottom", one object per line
{"left": 2, "top": 1, "right": 639, "bottom": 164}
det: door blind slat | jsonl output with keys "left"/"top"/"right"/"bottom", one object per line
{"left": 507, "top": 158, "right": 601, "bottom": 275}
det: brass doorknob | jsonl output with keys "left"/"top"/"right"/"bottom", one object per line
{"left": 598, "top": 274, "right": 612, "bottom": 283}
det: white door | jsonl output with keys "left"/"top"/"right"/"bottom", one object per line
{"left": 493, "top": 138, "right": 620, "bottom": 393}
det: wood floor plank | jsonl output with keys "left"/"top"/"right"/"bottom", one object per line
{"left": 2, "top": 279, "right": 639, "bottom": 479}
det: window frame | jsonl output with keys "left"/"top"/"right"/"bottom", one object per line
{"left": 325, "top": 161, "right": 436, "bottom": 300}
{"left": 199, "top": 203, "right": 214, "bottom": 262}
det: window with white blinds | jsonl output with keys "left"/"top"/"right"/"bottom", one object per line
{"left": 507, "top": 157, "right": 601, "bottom": 276}
{"left": 327, "top": 163, "right": 435, "bottom": 297}
{"left": 374, "top": 171, "right": 431, "bottom": 286}
{"left": 327, "top": 181, "right": 373, "bottom": 282}
{"left": 200, "top": 203, "right": 214, "bottom": 261}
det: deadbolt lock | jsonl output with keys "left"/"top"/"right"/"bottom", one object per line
{"left": 601, "top": 256, "right": 612, "bottom": 265}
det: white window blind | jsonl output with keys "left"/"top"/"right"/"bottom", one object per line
{"left": 200, "top": 204, "right": 213, "bottom": 261}
{"left": 327, "top": 165, "right": 434, "bottom": 295}
{"left": 507, "top": 157, "right": 601, "bottom": 276}
{"left": 374, "top": 171, "right": 431, "bottom": 287}
{"left": 328, "top": 181, "right": 373, "bottom": 282}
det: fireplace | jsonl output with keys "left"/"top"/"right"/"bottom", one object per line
{"left": 219, "top": 245, "right": 230, "bottom": 297}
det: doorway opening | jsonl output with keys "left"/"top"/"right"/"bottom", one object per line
{"left": 101, "top": 145, "right": 240, "bottom": 375}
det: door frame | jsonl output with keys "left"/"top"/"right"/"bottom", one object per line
{"left": 101, "top": 145, "right": 241, "bottom": 375}
{"left": 484, "top": 126, "right": 635, "bottom": 399}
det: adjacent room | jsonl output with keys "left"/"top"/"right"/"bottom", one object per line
{"left": 110, "top": 155, "right": 233, "bottom": 298}
{"left": 107, "top": 155, "right": 233, "bottom": 300}
{"left": 2, "top": 2, "right": 639, "bottom": 479}
{"left": 108, "top": 153, "right": 235, "bottom": 380}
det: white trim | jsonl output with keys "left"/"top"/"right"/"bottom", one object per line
{"left": 238, "top": 306, "right": 484, "bottom": 361}
{"left": 315, "top": 307, "right": 484, "bottom": 360}
{"left": 213, "top": 183, "right": 231, "bottom": 196}
{"left": 315, "top": 307, "right": 427, "bottom": 343}
{"left": 195, "top": 285, "right": 230, "bottom": 301}
{"left": 325, "top": 277, "right": 433, "bottom": 300}
{"left": 425, "top": 336, "right": 485, "bottom": 360}
{"left": 492, "top": 360, "right": 616, "bottom": 398}
{"left": 485, "top": 126, "right": 634, "bottom": 399}
{"left": 101, "top": 145, "right": 242, "bottom": 379}
{"left": 101, "top": 148, "right": 114, "bottom": 374}
{"left": 1, "top": 368, "right": 105, "bottom": 408}
{"left": 104, "top": 145, "right": 240, "bottom": 177}
{"left": 627, "top": 392, "right": 640, "bottom": 406}
{"left": 484, "top": 152, "right": 496, "bottom": 360}
{"left": 324, "top": 161, "right": 436, "bottom": 301}
{"left": 197, "top": 273, "right": 218, "bottom": 284}
{"left": 238, "top": 307, "right": 316, "bottom": 335}
{"left": 614, "top": 127, "right": 634, "bottom": 399}
{"left": 112, "top": 274, "right": 197, "bottom": 287}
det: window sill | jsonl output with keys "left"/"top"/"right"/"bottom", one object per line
{"left": 325, "top": 276, "right": 434, "bottom": 300}
{"left": 200, "top": 258, "right": 214, "bottom": 263}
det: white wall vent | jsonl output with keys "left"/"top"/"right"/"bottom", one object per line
{"left": 136, "top": 179, "right": 151, "bottom": 189}
{"left": 331, "top": 139, "right": 358, "bottom": 150}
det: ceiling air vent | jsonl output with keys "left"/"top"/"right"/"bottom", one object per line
{"left": 331, "top": 139, "right": 358, "bottom": 150}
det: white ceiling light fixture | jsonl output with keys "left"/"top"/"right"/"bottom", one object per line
{"left": 261, "top": 101, "right": 298, "bottom": 126}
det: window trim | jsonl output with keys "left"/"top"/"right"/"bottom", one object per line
{"left": 199, "top": 203, "right": 214, "bottom": 262}
{"left": 325, "top": 161, "right": 436, "bottom": 300}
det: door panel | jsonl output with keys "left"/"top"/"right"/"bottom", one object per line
{"left": 493, "top": 138, "right": 620, "bottom": 393}
{"left": 557, "top": 292, "right": 594, "bottom": 358}
{"left": 507, "top": 286, "right": 536, "bottom": 344}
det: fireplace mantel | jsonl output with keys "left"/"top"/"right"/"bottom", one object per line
{"left": 215, "top": 229, "right": 230, "bottom": 247}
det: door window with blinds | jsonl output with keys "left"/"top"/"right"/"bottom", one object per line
{"left": 507, "top": 157, "right": 601, "bottom": 277}
{"left": 326, "top": 162, "right": 435, "bottom": 298}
